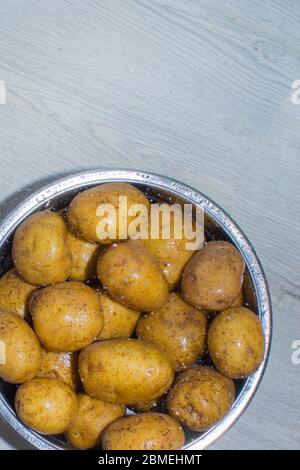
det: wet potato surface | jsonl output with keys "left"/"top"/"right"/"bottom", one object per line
{"left": 102, "top": 412, "right": 185, "bottom": 450}
{"left": 0, "top": 311, "right": 42, "bottom": 384}
{"left": 136, "top": 293, "right": 207, "bottom": 371}
{"left": 0, "top": 182, "right": 266, "bottom": 450}
{"left": 79, "top": 339, "right": 174, "bottom": 405}
{"left": 167, "top": 366, "right": 235, "bottom": 432}
{"left": 65, "top": 393, "right": 125, "bottom": 449}
{"left": 15, "top": 377, "right": 78, "bottom": 435}
{"left": 36, "top": 349, "right": 79, "bottom": 391}
{"left": 97, "top": 240, "right": 169, "bottom": 312}
{"left": 31, "top": 281, "right": 103, "bottom": 352}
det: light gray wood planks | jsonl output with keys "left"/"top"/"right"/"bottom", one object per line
{"left": 0, "top": 0, "right": 299, "bottom": 450}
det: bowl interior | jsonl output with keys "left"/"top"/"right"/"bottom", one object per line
{"left": 0, "top": 171, "right": 271, "bottom": 450}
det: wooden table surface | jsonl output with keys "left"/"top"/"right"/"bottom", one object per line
{"left": 0, "top": 0, "right": 299, "bottom": 450}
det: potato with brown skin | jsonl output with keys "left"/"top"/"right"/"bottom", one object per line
{"left": 15, "top": 378, "right": 78, "bottom": 435}
{"left": 167, "top": 366, "right": 235, "bottom": 431}
{"left": 132, "top": 399, "right": 159, "bottom": 412}
{"left": 102, "top": 412, "right": 185, "bottom": 450}
{"left": 65, "top": 393, "right": 125, "bottom": 449}
{"left": 67, "top": 182, "right": 150, "bottom": 244}
{"left": 79, "top": 339, "right": 174, "bottom": 404}
{"left": 208, "top": 306, "right": 265, "bottom": 379}
{"left": 0, "top": 311, "right": 42, "bottom": 383}
{"left": 182, "top": 241, "right": 245, "bottom": 311}
{"left": 230, "top": 289, "right": 244, "bottom": 307}
{"left": 136, "top": 211, "right": 200, "bottom": 289}
{"left": 97, "top": 292, "right": 141, "bottom": 340}
{"left": 97, "top": 240, "right": 169, "bottom": 312}
{"left": 36, "top": 349, "right": 79, "bottom": 390}
{"left": 136, "top": 293, "right": 207, "bottom": 371}
{"left": 66, "top": 227, "right": 100, "bottom": 281}
{"left": 0, "top": 268, "right": 37, "bottom": 317}
{"left": 31, "top": 281, "right": 103, "bottom": 352}
{"left": 12, "top": 211, "right": 72, "bottom": 286}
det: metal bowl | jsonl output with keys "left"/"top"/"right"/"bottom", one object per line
{"left": 0, "top": 170, "right": 272, "bottom": 450}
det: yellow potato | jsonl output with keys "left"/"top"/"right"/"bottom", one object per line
{"left": 32, "top": 281, "right": 103, "bottom": 352}
{"left": 102, "top": 412, "right": 185, "bottom": 450}
{"left": 66, "top": 227, "right": 100, "bottom": 281}
{"left": 98, "top": 292, "right": 141, "bottom": 340}
{"left": 0, "top": 268, "right": 37, "bottom": 317}
{"left": 12, "top": 211, "right": 72, "bottom": 286}
{"left": 36, "top": 349, "right": 79, "bottom": 390}
{"left": 136, "top": 293, "right": 207, "bottom": 371}
{"left": 97, "top": 240, "right": 169, "bottom": 312}
{"left": 182, "top": 241, "right": 245, "bottom": 310}
{"left": 67, "top": 182, "right": 150, "bottom": 244}
{"left": 79, "top": 339, "right": 174, "bottom": 404}
{"left": 132, "top": 399, "right": 159, "bottom": 412}
{"left": 167, "top": 366, "right": 235, "bottom": 431}
{"left": 136, "top": 211, "right": 199, "bottom": 288}
{"left": 208, "top": 306, "right": 265, "bottom": 379}
{"left": 230, "top": 289, "right": 244, "bottom": 307}
{"left": 65, "top": 393, "right": 125, "bottom": 449}
{"left": 0, "top": 311, "right": 42, "bottom": 383}
{"left": 15, "top": 378, "right": 78, "bottom": 435}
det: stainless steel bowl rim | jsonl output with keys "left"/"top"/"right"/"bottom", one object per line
{"left": 0, "top": 169, "right": 272, "bottom": 450}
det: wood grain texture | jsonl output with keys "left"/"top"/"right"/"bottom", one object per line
{"left": 0, "top": 0, "right": 299, "bottom": 450}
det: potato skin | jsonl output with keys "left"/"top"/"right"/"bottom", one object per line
{"left": 65, "top": 393, "right": 125, "bottom": 449}
{"left": 67, "top": 182, "right": 150, "bottom": 244}
{"left": 66, "top": 227, "right": 99, "bottom": 281}
{"left": 230, "top": 289, "right": 244, "bottom": 307}
{"left": 136, "top": 293, "right": 207, "bottom": 371}
{"left": 132, "top": 399, "right": 159, "bottom": 412}
{"left": 36, "top": 349, "right": 79, "bottom": 390}
{"left": 98, "top": 292, "right": 141, "bottom": 340}
{"left": 0, "top": 311, "right": 42, "bottom": 383}
{"left": 167, "top": 366, "right": 235, "bottom": 431}
{"left": 12, "top": 211, "right": 72, "bottom": 286}
{"left": 182, "top": 241, "right": 245, "bottom": 311}
{"left": 97, "top": 240, "right": 169, "bottom": 312}
{"left": 208, "top": 307, "right": 265, "bottom": 379}
{"left": 15, "top": 378, "right": 78, "bottom": 435}
{"left": 32, "top": 282, "right": 103, "bottom": 352}
{"left": 102, "top": 412, "right": 185, "bottom": 450}
{"left": 136, "top": 211, "right": 198, "bottom": 289}
{"left": 79, "top": 339, "right": 174, "bottom": 404}
{"left": 0, "top": 268, "right": 37, "bottom": 317}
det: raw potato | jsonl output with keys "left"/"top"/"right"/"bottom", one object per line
{"left": 136, "top": 293, "right": 207, "bottom": 371}
{"left": 65, "top": 393, "right": 125, "bottom": 449}
{"left": 66, "top": 226, "right": 99, "bottom": 281}
{"left": 67, "top": 182, "right": 150, "bottom": 244}
{"left": 136, "top": 210, "right": 201, "bottom": 288}
{"left": 0, "top": 268, "right": 37, "bottom": 317}
{"left": 230, "top": 289, "right": 244, "bottom": 307}
{"left": 36, "top": 349, "right": 79, "bottom": 390}
{"left": 182, "top": 241, "right": 245, "bottom": 310}
{"left": 102, "top": 412, "right": 185, "bottom": 450}
{"left": 97, "top": 240, "right": 169, "bottom": 312}
{"left": 208, "top": 306, "right": 265, "bottom": 379}
{"left": 98, "top": 292, "right": 141, "bottom": 340}
{"left": 167, "top": 366, "right": 235, "bottom": 431}
{"left": 12, "top": 211, "right": 72, "bottom": 286}
{"left": 0, "top": 311, "right": 42, "bottom": 383}
{"left": 79, "top": 339, "right": 174, "bottom": 404}
{"left": 132, "top": 399, "right": 159, "bottom": 412}
{"left": 31, "top": 281, "right": 103, "bottom": 352}
{"left": 15, "top": 378, "right": 78, "bottom": 435}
